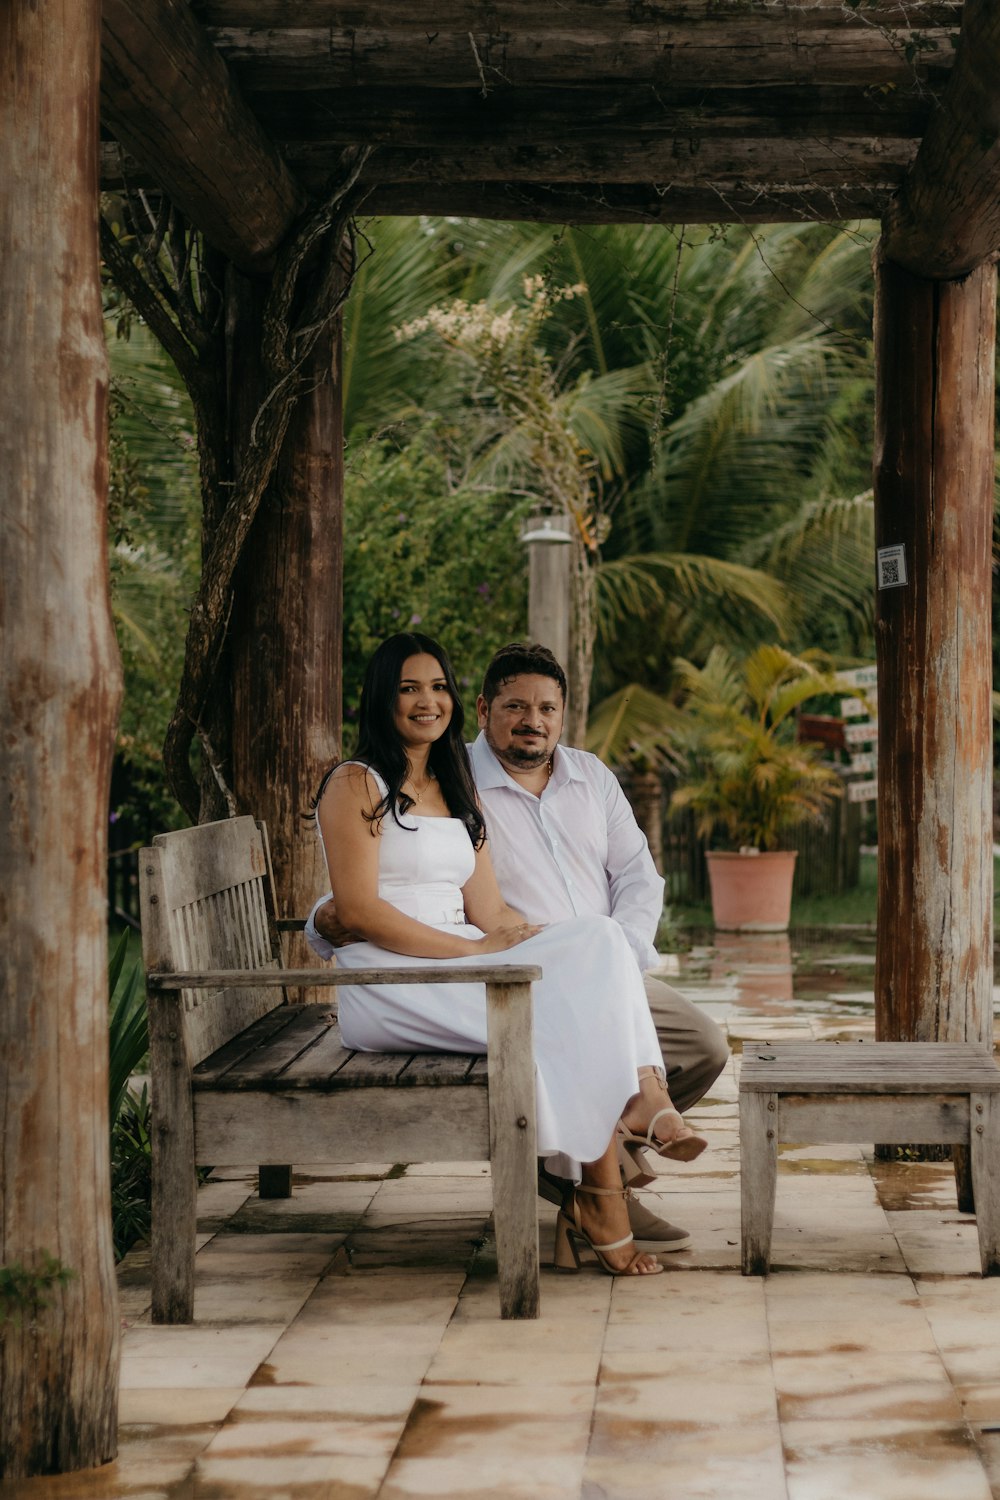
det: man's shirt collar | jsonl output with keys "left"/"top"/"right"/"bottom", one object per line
{"left": 470, "top": 731, "right": 585, "bottom": 792}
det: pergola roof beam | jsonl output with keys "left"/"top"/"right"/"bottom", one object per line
{"left": 883, "top": 0, "right": 1000, "bottom": 277}
{"left": 101, "top": 0, "right": 305, "bottom": 273}
{"left": 207, "top": 10, "right": 959, "bottom": 92}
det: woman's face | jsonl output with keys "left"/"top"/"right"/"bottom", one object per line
{"left": 393, "top": 652, "right": 454, "bottom": 750}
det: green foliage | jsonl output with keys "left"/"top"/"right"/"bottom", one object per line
{"left": 111, "top": 1085, "right": 153, "bottom": 1262}
{"left": 0, "top": 1253, "right": 74, "bottom": 1328}
{"left": 341, "top": 437, "right": 529, "bottom": 724}
{"left": 106, "top": 318, "right": 199, "bottom": 831}
{"left": 108, "top": 928, "right": 152, "bottom": 1260}
{"left": 108, "top": 927, "right": 149, "bottom": 1125}
{"left": 104, "top": 217, "right": 922, "bottom": 801}
{"left": 670, "top": 645, "right": 844, "bottom": 851}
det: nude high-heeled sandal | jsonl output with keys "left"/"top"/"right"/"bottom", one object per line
{"left": 617, "top": 1106, "right": 708, "bottom": 1177}
{"left": 552, "top": 1184, "right": 663, "bottom": 1277}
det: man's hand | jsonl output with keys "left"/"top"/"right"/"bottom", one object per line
{"left": 313, "top": 897, "right": 359, "bottom": 948}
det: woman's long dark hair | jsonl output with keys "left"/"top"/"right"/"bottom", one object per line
{"left": 314, "top": 633, "right": 485, "bottom": 848}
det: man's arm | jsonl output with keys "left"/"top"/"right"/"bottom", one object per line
{"left": 599, "top": 765, "right": 666, "bottom": 972}
{"left": 303, "top": 894, "right": 359, "bottom": 960}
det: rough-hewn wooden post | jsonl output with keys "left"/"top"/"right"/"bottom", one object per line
{"left": 229, "top": 279, "right": 344, "bottom": 933}
{"left": 872, "top": 251, "right": 995, "bottom": 1050}
{"left": 0, "top": 0, "right": 121, "bottom": 1477}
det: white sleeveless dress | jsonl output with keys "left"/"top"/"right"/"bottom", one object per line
{"left": 325, "top": 769, "right": 663, "bottom": 1179}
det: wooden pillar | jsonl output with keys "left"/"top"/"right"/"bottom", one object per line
{"left": 872, "top": 251, "right": 995, "bottom": 1048}
{"left": 525, "top": 514, "right": 572, "bottom": 670}
{"left": 0, "top": 0, "right": 121, "bottom": 1477}
{"left": 230, "top": 281, "right": 344, "bottom": 933}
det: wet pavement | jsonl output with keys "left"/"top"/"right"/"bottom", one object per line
{"left": 10, "top": 933, "right": 1000, "bottom": 1500}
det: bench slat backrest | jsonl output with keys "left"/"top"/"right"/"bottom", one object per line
{"left": 139, "top": 816, "right": 286, "bottom": 1067}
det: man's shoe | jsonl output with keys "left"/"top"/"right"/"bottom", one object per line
{"left": 626, "top": 1194, "right": 692, "bottom": 1253}
{"left": 538, "top": 1165, "right": 691, "bottom": 1252}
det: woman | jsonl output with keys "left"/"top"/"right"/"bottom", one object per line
{"left": 315, "top": 632, "right": 705, "bottom": 1278}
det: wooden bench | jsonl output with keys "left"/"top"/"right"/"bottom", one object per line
{"left": 739, "top": 1040, "right": 1000, "bottom": 1276}
{"left": 139, "top": 815, "right": 542, "bottom": 1322}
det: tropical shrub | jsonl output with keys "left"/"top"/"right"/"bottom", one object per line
{"left": 108, "top": 928, "right": 152, "bottom": 1259}
{"left": 670, "top": 645, "right": 845, "bottom": 852}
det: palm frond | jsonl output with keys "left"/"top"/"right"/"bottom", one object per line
{"left": 586, "top": 683, "right": 686, "bottom": 767}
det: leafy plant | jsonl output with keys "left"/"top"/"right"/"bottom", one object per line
{"left": 670, "top": 644, "right": 844, "bottom": 851}
{"left": 108, "top": 927, "right": 148, "bottom": 1124}
{"left": 108, "top": 928, "right": 152, "bottom": 1259}
{"left": 111, "top": 1084, "right": 153, "bottom": 1261}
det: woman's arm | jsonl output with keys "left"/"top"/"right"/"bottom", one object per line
{"left": 461, "top": 841, "right": 538, "bottom": 937}
{"left": 318, "top": 767, "right": 537, "bottom": 959}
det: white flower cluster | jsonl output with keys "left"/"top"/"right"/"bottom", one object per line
{"left": 522, "top": 275, "right": 586, "bottom": 306}
{"left": 395, "top": 299, "right": 518, "bottom": 349}
{"left": 394, "top": 279, "right": 587, "bottom": 350}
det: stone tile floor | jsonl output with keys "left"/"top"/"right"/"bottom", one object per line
{"left": 11, "top": 933, "right": 1000, "bottom": 1499}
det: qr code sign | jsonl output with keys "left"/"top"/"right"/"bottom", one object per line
{"left": 877, "top": 544, "right": 907, "bottom": 590}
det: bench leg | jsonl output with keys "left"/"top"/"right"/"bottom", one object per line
{"left": 741, "top": 1090, "right": 778, "bottom": 1276}
{"left": 952, "top": 1144, "right": 975, "bottom": 1215}
{"left": 970, "top": 1093, "right": 1000, "bottom": 1275}
{"left": 149, "top": 993, "right": 197, "bottom": 1322}
{"left": 259, "top": 1165, "right": 293, "bottom": 1198}
{"left": 486, "top": 980, "right": 540, "bottom": 1319}
{"left": 150, "top": 1095, "right": 197, "bottom": 1323}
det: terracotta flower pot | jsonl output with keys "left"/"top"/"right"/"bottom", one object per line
{"left": 705, "top": 849, "right": 798, "bottom": 932}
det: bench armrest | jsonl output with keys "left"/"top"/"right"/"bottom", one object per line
{"left": 147, "top": 965, "right": 542, "bottom": 989}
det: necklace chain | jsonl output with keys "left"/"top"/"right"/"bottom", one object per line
{"left": 407, "top": 770, "right": 436, "bottom": 800}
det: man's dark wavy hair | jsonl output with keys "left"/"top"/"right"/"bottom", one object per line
{"left": 480, "top": 642, "right": 568, "bottom": 705}
{"left": 314, "top": 632, "right": 485, "bottom": 847}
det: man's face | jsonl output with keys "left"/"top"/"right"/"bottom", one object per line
{"left": 477, "top": 673, "right": 565, "bottom": 771}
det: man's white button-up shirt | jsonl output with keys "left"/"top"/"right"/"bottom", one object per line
{"left": 468, "top": 733, "right": 665, "bottom": 973}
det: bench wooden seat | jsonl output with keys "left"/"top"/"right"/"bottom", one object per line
{"left": 739, "top": 1040, "right": 1000, "bottom": 1276}
{"left": 139, "top": 816, "right": 542, "bottom": 1322}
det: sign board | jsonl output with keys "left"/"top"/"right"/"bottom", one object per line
{"left": 849, "top": 750, "right": 877, "bottom": 775}
{"left": 837, "top": 666, "right": 878, "bottom": 690}
{"left": 844, "top": 719, "right": 878, "bottom": 746}
{"left": 847, "top": 778, "right": 878, "bottom": 803}
{"left": 877, "top": 544, "right": 907, "bottom": 590}
{"left": 798, "top": 714, "right": 846, "bottom": 751}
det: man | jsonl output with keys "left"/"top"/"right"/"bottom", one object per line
{"left": 307, "top": 642, "right": 729, "bottom": 1251}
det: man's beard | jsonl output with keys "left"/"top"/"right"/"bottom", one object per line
{"left": 500, "top": 741, "right": 550, "bottom": 769}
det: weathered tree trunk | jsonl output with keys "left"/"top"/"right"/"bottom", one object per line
{"left": 625, "top": 770, "right": 664, "bottom": 875}
{"left": 872, "top": 251, "right": 995, "bottom": 1049}
{"left": 0, "top": 0, "right": 121, "bottom": 1478}
{"left": 229, "top": 274, "right": 344, "bottom": 933}
{"left": 564, "top": 540, "right": 596, "bottom": 750}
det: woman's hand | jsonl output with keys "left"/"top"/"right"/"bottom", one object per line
{"left": 467, "top": 920, "right": 543, "bottom": 955}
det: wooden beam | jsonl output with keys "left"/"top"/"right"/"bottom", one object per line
{"left": 1, "top": 0, "right": 121, "bottom": 1477}
{"left": 98, "top": 153, "right": 888, "bottom": 224}
{"left": 195, "top": 0, "right": 960, "bottom": 20}
{"left": 347, "top": 182, "right": 888, "bottom": 225}
{"left": 883, "top": 0, "right": 1000, "bottom": 277}
{"left": 283, "top": 136, "right": 918, "bottom": 189}
{"left": 101, "top": 0, "right": 304, "bottom": 273}
{"left": 246, "top": 83, "right": 934, "bottom": 148}
{"left": 872, "top": 251, "right": 995, "bottom": 1048}
{"left": 209, "top": 10, "right": 958, "bottom": 91}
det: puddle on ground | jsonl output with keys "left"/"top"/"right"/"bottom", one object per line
{"left": 869, "top": 1159, "right": 962, "bottom": 1212}
{"left": 777, "top": 1157, "right": 867, "bottom": 1176}
{"left": 672, "top": 931, "right": 1000, "bottom": 1023}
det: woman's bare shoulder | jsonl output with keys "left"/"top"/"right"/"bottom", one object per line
{"left": 319, "top": 761, "right": 383, "bottom": 809}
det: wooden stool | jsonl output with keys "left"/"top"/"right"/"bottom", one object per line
{"left": 739, "top": 1041, "right": 1000, "bottom": 1276}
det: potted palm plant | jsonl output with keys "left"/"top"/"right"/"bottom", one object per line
{"left": 670, "top": 645, "right": 846, "bottom": 931}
